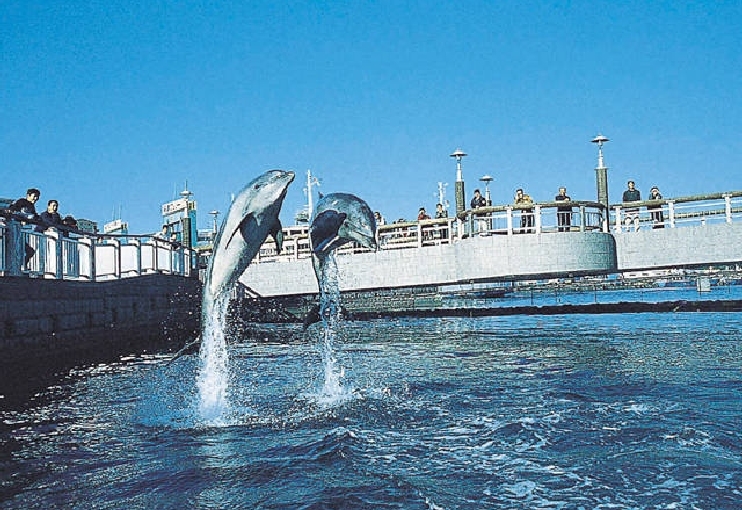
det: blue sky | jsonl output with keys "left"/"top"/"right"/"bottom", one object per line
{"left": 3, "top": 1, "right": 741, "bottom": 234}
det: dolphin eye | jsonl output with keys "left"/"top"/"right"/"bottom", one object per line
{"left": 253, "top": 183, "right": 261, "bottom": 190}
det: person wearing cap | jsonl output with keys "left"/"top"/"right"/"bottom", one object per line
{"left": 647, "top": 186, "right": 664, "bottom": 229}
{"left": 622, "top": 180, "right": 641, "bottom": 231}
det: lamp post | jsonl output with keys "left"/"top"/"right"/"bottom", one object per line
{"left": 479, "top": 175, "right": 493, "bottom": 206}
{"left": 591, "top": 133, "right": 609, "bottom": 231}
{"left": 209, "top": 210, "right": 220, "bottom": 235}
{"left": 450, "top": 148, "right": 467, "bottom": 215}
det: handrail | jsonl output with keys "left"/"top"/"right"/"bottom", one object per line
{"left": 0, "top": 215, "right": 192, "bottom": 280}
{"left": 251, "top": 191, "right": 742, "bottom": 263}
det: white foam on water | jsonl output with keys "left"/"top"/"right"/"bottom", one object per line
{"left": 196, "top": 295, "right": 232, "bottom": 425}
{"left": 307, "top": 252, "right": 356, "bottom": 408}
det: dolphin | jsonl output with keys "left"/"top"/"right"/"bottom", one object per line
{"left": 203, "top": 169, "right": 295, "bottom": 308}
{"left": 309, "top": 192, "right": 378, "bottom": 256}
{"left": 305, "top": 192, "right": 377, "bottom": 329}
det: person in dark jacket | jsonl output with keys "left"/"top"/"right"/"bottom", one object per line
{"left": 9, "top": 188, "right": 41, "bottom": 221}
{"left": 8, "top": 188, "right": 41, "bottom": 267}
{"left": 647, "top": 186, "right": 664, "bottom": 228}
{"left": 622, "top": 180, "right": 641, "bottom": 231}
{"left": 37, "top": 199, "right": 63, "bottom": 232}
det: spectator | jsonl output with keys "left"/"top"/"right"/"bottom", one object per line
{"left": 8, "top": 188, "right": 41, "bottom": 267}
{"left": 622, "top": 180, "right": 641, "bottom": 231}
{"left": 470, "top": 189, "right": 487, "bottom": 233}
{"left": 62, "top": 215, "right": 78, "bottom": 236}
{"left": 470, "top": 189, "right": 486, "bottom": 209}
{"left": 434, "top": 203, "right": 448, "bottom": 219}
{"left": 555, "top": 186, "right": 572, "bottom": 232}
{"left": 37, "top": 199, "right": 63, "bottom": 232}
{"left": 647, "top": 186, "right": 664, "bottom": 229}
{"left": 514, "top": 188, "right": 534, "bottom": 233}
{"left": 374, "top": 211, "right": 385, "bottom": 226}
{"left": 9, "top": 188, "right": 41, "bottom": 222}
{"left": 434, "top": 203, "right": 449, "bottom": 240}
{"left": 418, "top": 207, "right": 431, "bottom": 241}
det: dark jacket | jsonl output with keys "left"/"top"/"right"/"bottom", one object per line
{"left": 622, "top": 189, "right": 641, "bottom": 202}
{"left": 37, "top": 211, "right": 63, "bottom": 232}
{"left": 9, "top": 198, "right": 38, "bottom": 222}
{"left": 470, "top": 196, "right": 486, "bottom": 208}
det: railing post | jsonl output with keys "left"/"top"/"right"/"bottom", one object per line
{"left": 724, "top": 194, "right": 732, "bottom": 223}
{"left": 5, "top": 220, "right": 23, "bottom": 276}
{"left": 112, "top": 239, "right": 121, "bottom": 279}
{"left": 133, "top": 239, "right": 142, "bottom": 276}
{"left": 534, "top": 205, "right": 542, "bottom": 234}
{"left": 416, "top": 223, "right": 423, "bottom": 247}
{"left": 52, "top": 230, "right": 63, "bottom": 279}
{"left": 613, "top": 206, "right": 622, "bottom": 232}
{"left": 579, "top": 205, "right": 586, "bottom": 232}
{"left": 506, "top": 206, "right": 513, "bottom": 236}
{"left": 667, "top": 201, "right": 676, "bottom": 228}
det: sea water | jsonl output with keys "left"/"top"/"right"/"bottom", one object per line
{"left": 1, "top": 312, "right": 741, "bottom": 509}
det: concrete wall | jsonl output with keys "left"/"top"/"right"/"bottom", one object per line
{"left": 615, "top": 222, "right": 742, "bottom": 271}
{"left": 241, "top": 231, "right": 618, "bottom": 296}
{"left": 0, "top": 274, "right": 201, "bottom": 401}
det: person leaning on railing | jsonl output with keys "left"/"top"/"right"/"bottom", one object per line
{"left": 36, "top": 199, "right": 63, "bottom": 232}
{"left": 647, "top": 186, "right": 664, "bottom": 229}
{"left": 8, "top": 187, "right": 41, "bottom": 267}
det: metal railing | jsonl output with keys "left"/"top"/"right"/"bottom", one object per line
{"left": 250, "top": 190, "right": 742, "bottom": 263}
{"left": 1, "top": 215, "right": 193, "bottom": 280}
{"left": 610, "top": 191, "right": 742, "bottom": 232}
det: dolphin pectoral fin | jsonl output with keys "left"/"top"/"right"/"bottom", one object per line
{"left": 271, "top": 220, "right": 284, "bottom": 254}
{"left": 224, "top": 213, "right": 257, "bottom": 250}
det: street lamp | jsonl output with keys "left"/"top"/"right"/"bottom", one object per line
{"left": 209, "top": 210, "right": 220, "bottom": 234}
{"left": 479, "top": 175, "right": 493, "bottom": 206}
{"left": 591, "top": 133, "right": 610, "bottom": 228}
{"left": 450, "top": 148, "right": 467, "bottom": 215}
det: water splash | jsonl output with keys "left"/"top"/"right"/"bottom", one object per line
{"left": 312, "top": 252, "right": 354, "bottom": 406}
{"left": 196, "top": 294, "right": 232, "bottom": 424}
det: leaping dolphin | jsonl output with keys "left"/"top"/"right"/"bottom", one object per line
{"left": 309, "top": 192, "right": 378, "bottom": 256}
{"left": 204, "top": 169, "right": 295, "bottom": 308}
{"left": 304, "top": 192, "right": 377, "bottom": 330}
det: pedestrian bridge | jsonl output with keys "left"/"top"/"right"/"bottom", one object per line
{"left": 241, "top": 190, "right": 742, "bottom": 296}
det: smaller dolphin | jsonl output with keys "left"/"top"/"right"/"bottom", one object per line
{"left": 305, "top": 192, "right": 377, "bottom": 329}
{"left": 309, "top": 192, "right": 378, "bottom": 256}
{"left": 203, "top": 169, "right": 295, "bottom": 307}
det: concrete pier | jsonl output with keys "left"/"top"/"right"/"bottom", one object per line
{"left": 0, "top": 274, "right": 200, "bottom": 405}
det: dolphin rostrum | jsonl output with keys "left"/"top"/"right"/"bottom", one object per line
{"left": 204, "top": 169, "right": 295, "bottom": 307}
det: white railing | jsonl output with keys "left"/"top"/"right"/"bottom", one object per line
{"left": 252, "top": 201, "right": 607, "bottom": 263}
{"left": 0, "top": 216, "right": 192, "bottom": 280}
{"left": 611, "top": 191, "right": 742, "bottom": 232}
{"left": 249, "top": 191, "right": 742, "bottom": 264}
